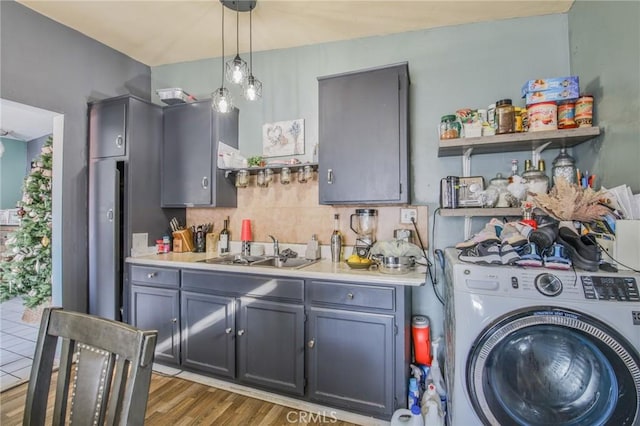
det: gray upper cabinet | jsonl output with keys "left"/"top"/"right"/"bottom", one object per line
{"left": 318, "top": 63, "right": 410, "bottom": 205}
{"left": 89, "top": 99, "right": 127, "bottom": 158}
{"left": 162, "top": 100, "right": 239, "bottom": 207}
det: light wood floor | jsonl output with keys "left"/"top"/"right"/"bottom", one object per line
{"left": 0, "top": 373, "right": 359, "bottom": 425}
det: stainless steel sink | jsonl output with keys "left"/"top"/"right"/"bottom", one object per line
{"left": 198, "top": 254, "right": 318, "bottom": 269}
{"left": 198, "top": 254, "right": 269, "bottom": 265}
{"left": 250, "top": 257, "right": 319, "bottom": 269}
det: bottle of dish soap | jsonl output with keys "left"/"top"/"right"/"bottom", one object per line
{"left": 305, "top": 235, "right": 321, "bottom": 260}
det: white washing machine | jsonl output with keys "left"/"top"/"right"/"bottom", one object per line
{"left": 443, "top": 248, "right": 640, "bottom": 426}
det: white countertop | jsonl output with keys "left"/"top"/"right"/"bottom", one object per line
{"left": 126, "top": 252, "right": 427, "bottom": 287}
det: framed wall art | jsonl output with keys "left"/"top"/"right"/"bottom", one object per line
{"left": 262, "top": 119, "right": 304, "bottom": 157}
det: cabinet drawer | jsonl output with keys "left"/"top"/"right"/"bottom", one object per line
{"left": 130, "top": 265, "right": 179, "bottom": 287}
{"left": 308, "top": 281, "right": 395, "bottom": 311}
{"left": 182, "top": 270, "right": 303, "bottom": 302}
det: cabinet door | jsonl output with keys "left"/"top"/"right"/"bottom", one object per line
{"left": 161, "top": 101, "right": 238, "bottom": 207}
{"left": 88, "top": 159, "right": 120, "bottom": 320}
{"left": 130, "top": 285, "right": 180, "bottom": 365}
{"left": 307, "top": 307, "right": 395, "bottom": 417}
{"left": 89, "top": 99, "right": 127, "bottom": 158}
{"left": 237, "top": 297, "right": 305, "bottom": 395}
{"left": 181, "top": 291, "right": 236, "bottom": 378}
{"left": 318, "top": 63, "right": 409, "bottom": 204}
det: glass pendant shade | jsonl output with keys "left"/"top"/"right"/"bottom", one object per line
{"left": 225, "top": 55, "right": 248, "bottom": 85}
{"left": 243, "top": 75, "right": 262, "bottom": 101}
{"left": 212, "top": 87, "right": 233, "bottom": 113}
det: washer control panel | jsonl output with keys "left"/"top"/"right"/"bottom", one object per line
{"left": 581, "top": 276, "right": 640, "bottom": 301}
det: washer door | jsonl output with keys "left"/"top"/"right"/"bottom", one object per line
{"left": 467, "top": 307, "right": 640, "bottom": 426}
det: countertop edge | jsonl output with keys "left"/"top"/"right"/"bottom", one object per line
{"left": 126, "top": 254, "right": 426, "bottom": 287}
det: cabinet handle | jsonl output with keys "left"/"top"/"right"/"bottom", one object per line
{"left": 308, "top": 339, "right": 315, "bottom": 348}
{"left": 347, "top": 292, "right": 354, "bottom": 299}
{"left": 171, "top": 318, "right": 177, "bottom": 323}
{"left": 107, "top": 209, "right": 114, "bottom": 222}
{"left": 115, "top": 135, "right": 123, "bottom": 148}
{"left": 201, "top": 176, "right": 209, "bottom": 189}
{"left": 225, "top": 327, "right": 233, "bottom": 334}
{"left": 327, "top": 168, "right": 333, "bottom": 184}
{"left": 146, "top": 272, "right": 157, "bottom": 279}
{"left": 237, "top": 329, "right": 245, "bottom": 336}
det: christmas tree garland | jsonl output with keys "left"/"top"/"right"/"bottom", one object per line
{"left": 0, "top": 137, "right": 53, "bottom": 307}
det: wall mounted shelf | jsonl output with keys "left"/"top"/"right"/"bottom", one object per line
{"left": 437, "top": 127, "right": 601, "bottom": 157}
{"left": 439, "top": 207, "right": 523, "bottom": 217}
{"left": 221, "top": 163, "right": 318, "bottom": 178}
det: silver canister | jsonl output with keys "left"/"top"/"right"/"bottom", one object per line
{"left": 330, "top": 233, "right": 342, "bottom": 263}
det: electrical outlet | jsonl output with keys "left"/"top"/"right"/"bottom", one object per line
{"left": 400, "top": 208, "right": 417, "bottom": 224}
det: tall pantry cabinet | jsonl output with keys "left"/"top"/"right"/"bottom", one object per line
{"left": 88, "top": 95, "right": 184, "bottom": 321}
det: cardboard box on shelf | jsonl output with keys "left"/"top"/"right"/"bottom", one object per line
{"left": 521, "top": 76, "right": 579, "bottom": 97}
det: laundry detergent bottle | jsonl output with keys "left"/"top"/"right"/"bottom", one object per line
{"left": 412, "top": 315, "right": 432, "bottom": 366}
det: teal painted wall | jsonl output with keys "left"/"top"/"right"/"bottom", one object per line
{"left": 0, "top": 137, "right": 27, "bottom": 209}
{"left": 569, "top": 0, "right": 640, "bottom": 193}
{"left": 153, "top": 13, "right": 571, "bottom": 235}
{"left": 152, "top": 14, "right": 572, "bottom": 336}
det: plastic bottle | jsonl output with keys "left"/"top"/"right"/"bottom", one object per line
{"left": 421, "top": 383, "right": 442, "bottom": 416}
{"left": 423, "top": 389, "right": 444, "bottom": 426}
{"left": 408, "top": 377, "right": 420, "bottom": 409}
{"left": 390, "top": 404, "right": 423, "bottom": 426}
{"left": 427, "top": 339, "right": 447, "bottom": 415}
{"left": 412, "top": 316, "right": 432, "bottom": 366}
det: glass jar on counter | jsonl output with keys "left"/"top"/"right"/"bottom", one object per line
{"left": 487, "top": 173, "right": 511, "bottom": 207}
{"left": 439, "top": 115, "right": 461, "bottom": 140}
{"left": 495, "top": 99, "right": 515, "bottom": 134}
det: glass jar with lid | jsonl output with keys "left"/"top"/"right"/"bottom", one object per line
{"left": 552, "top": 148, "right": 577, "bottom": 185}
{"left": 495, "top": 99, "right": 515, "bottom": 134}
{"left": 487, "top": 173, "right": 511, "bottom": 207}
{"left": 439, "top": 115, "right": 461, "bottom": 140}
{"left": 522, "top": 168, "right": 549, "bottom": 201}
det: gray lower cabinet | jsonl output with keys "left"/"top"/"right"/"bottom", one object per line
{"left": 238, "top": 297, "right": 305, "bottom": 395}
{"left": 128, "top": 264, "right": 410, "bottom": 420}
{"left": 130, "top": 285, "right": 180, "bottom": 365}
{"left": 129, "top": 265, "right": 181, "bottom": 365}
{"left": 179, "top": 270, "right": 305, "bottom": 396}
{"left": 318, "top": 63, "right": 410, "bottom": 205}
{"left": 181, "top": 291, "right": 235, "bottom": 377}
{"left": 306, "top": 279, "right": 411, "bottom": 418}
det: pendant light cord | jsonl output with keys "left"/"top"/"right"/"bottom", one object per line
{"left": 249, "top": 8, "right": 253, "bottom": 74}
{"left": 221, "top": 5, "right": 225, "bottom": 87}
{"left": 235, "top": 2, "right": 240, "bottom": 57}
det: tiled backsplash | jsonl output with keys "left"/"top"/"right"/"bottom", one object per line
{"left": 187, "top": 176, "right": 428, "bottom": 247}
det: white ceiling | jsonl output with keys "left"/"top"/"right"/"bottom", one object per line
{"left": 17, "top": 0, "right": 574, "bottom": 67}
{"left": 0, "top": 99, "right": 58, "bottom": 142}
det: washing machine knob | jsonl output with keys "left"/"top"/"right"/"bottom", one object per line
{"left": 535, "top": 273, "right": 563, "bottom": 297}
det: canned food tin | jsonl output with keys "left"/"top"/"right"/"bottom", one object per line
{"left": 527, "top": 101, "right": 558, "bottom": 132}
{"left": 557, "top": 101, "right": 577, "bottom": 129}
{"left": 575, "top": 95, "right": 594, "bottom": 127}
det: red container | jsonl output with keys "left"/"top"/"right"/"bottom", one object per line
{"left": 241, "top": 219, "right": 252, "bottom": 241}
{"left": 412, "top": 316, "right": 432, "bottom": 366}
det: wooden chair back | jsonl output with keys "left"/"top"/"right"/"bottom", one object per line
{"left": 23, "top": 307, "right": 157, "bottom": 425}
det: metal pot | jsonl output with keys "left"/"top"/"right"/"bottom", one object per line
{"left": 373, "top": 255, "right": 416, "bottom": 275}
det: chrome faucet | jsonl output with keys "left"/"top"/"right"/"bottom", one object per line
{"left": 268, "top": 235, "right": 279, "bottom": 258}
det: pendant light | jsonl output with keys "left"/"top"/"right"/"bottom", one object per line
{"left": 225, "top": 1, "right": 248, "bottom": 85}
{"left": 212, "top": 2, "right": 233, "bottom": 113}
{"left": 243, "top": 6, "right": 262, "bottom": 101}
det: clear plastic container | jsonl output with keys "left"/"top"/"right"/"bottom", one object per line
{"left": 439, "top": 115, "right": 461, "bottom": 139}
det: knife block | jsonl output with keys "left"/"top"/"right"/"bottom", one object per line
{"left": 172, "top": 229, "right": 194, "bottom": 253}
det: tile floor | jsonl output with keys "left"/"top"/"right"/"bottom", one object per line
{"left": 0, "top": 297, "right": 39, "bottom": 392}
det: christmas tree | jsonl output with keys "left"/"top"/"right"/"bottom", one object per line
{"left": 0, "top": 137, "right": 53, "bottom": 308}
